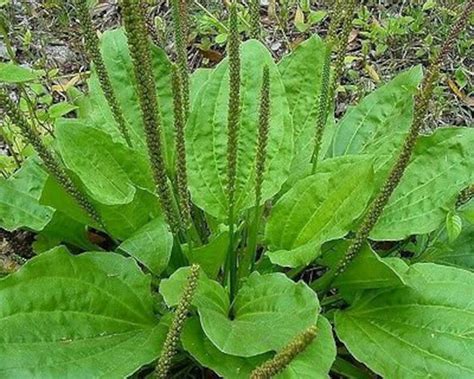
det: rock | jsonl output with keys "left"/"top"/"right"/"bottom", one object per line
{"left": 44, "top": 44, "right": 76, "bottom": 68}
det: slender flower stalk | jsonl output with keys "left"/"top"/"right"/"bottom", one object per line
{"left": 310, "top": 0, "right": 347, "bottom": 171}
{"left": 326, "top": 0, "right": 344, "bottom": 42}
{"left": 328, "top": 0, "right": 474, "bottom": 284}
{"left": 253, "top": 65, "right": 271, "bottom": 231}
{"left": 0, "top": 92, "right": 103, "bottom": 228}
{"left": 171, "top": 64, "right": 191, "bottom": 228}
{"left": 75, "top": 0, "right": 132, "bottom": 147}
{"left": 156, "top": 264, "right": 200, "bottom": 378}
{"left": 224, "top": 2, "right": 241, "bottom": 303}
{"left": 250, "top": 326, "right": 318, "bottom": 379}
{"left": 310, "top": 44, "right": 331, "bottom": 172}
{"left": 121, "top": 0, "right": 180, "bottom": 233}
{"left": 171, "top": 0, "right": 190, "bottom": 120}
{"left": 241, "top": 66, "right": 271, "bottom": 278}
{"left": 329, "top": 0, "right": 356, "bottom": 101}
{"left": 249, "top": 0, "right": 261, "bottom": 39}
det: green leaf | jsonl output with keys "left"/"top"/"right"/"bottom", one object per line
{"left": 446, "top": 211, "right": 463, "bottom": 242}
{"left": 461, "top": 199, "right": 474, "bottom": 224}
{"left": 275, "top": 315, "right": 336, "bottom": 379}
{"left": 184, "top": 231, "right": 229, "bottom": 278}
{"left": 187, "top": 40, "right": 293, "bottom": 220}
{"left": 0, "top": 159, "right": 54, "bottom": 231}
{"left": 190, "top": 68, "right": 212, "bottom": 108}
{"left": 308, "top": 10, "right": 328, "bottom": 25}
{"left": 0, "top": 247, "right": 168, "bottom": 377}
{"left": 40, "top": 174, "right": 95, "bottom": 227}
{"left": 85, "top": 28, "right": 176, "bottom": 171}
{"left": 97, "top": 189, "right": 161, "bottom": 240}
{"left": 335, "top": 263, "right": 474, "bottom": 378}
{"left": 181, "top": 315, "right": 335, "bottom": 379}
{"left": 333, "top": 243, "right": 407, "bottom": 292}
{"left": 312, "top": 240, "right": 408, "bottom": 294}
{"left": 417, "top": 223, "right": 474, "bottom": 271}
{"left": 41, "top": 174, "right": 160, "bottom": 240}
{"left": 181, "top": 318, "right": 270, "bottom": 379}
{"left": 0, "top": 62, "right": 42, "bottom": 83}
{"left": 265, "top": 158, "right": 374, "bottom": 267}
{"left": 118, "top": 214, "right": 173, "bottom": 275}
{"left": 371, "top": 127, "right": 474, "bottom": 240}
{"left": 48, "top": 102, "right": 78, "bottom": 119}
{"left": 278, "top": 35, "right": 327, "bottom": 169}
{"left": 34, "top": 212, "right": 96, "bottom": 253}
{"left": 331, "top": 66, "right": 423, "bottom": 169}
{"left": 161, "top": 269, "right": 319, "bottom": 357}
{"left": 422, "top": 0, "right": 436, "bottom": 11}
{"left": 55, "top": 119, "right": 154, "bottom": 206}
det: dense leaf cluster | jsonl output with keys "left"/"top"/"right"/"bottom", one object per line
{"left": 0, "top": 1, "right": 473, "bottom": 378}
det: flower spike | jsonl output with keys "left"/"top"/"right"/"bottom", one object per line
{"left": 156, "top": 264, "right": 200, "bottom": 378}
{"left": 171, "top": 0, "right": 190, "bottom": 119}
{"left": 250, "top": 326, "right": 318, "bottom": 379}
{"left": 224, "top": 1, "right": 242, "bottom": 303}
{"left": 330, "top": 0, "right": 474, "bottom": 282}
{"left": 0, "top": 93, "right": 103, "bottom": 228}
{"left": 121, "top": 0, "right": 180, "bottom": 233}
{"left": 75, "top": 0, "right": 132, "bottom": 147}
{"left": 171, "top": 64, "right": 191, "bottom": 228}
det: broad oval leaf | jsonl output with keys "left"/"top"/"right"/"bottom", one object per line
{"left": 0, "top": 159, "right": 53, "bottom": 231}
{"left": 190, "top": 68, "right": 212, "bottom": 109}
{"left": 333, "top": 243, "right": 407, "bottom": 292}
{"left": 335, "top": 263, "right": 474, "bottom": 379}
{"left": 331, "top": 66, "right": 423, "bottom": 158}
{"left": 118, "top": 214, "right": 173, "bottom": 275}
{"left": 84, "top": 28, "right": 176, "bottom": 171}
{"left": 278, "top": 35, "right": 328, "bottom": 169}
{"left": 55, "top": 119, "right": 154, "bottom": 206}
{"left": 312, "top": 240, "right": 408, "bottom": 295}
{"left": 0, "top": 247, "right": 167, "bottom": 377}
{"left": 181, "top": 315, "right": 336, "bottom": 379}
{"left": 371, "top": 127, "right": 474, "bottom": 240}
{"left": 265, "top": 157, "right": 374, "bottom": 267}
{"left": 186, "top": 40, "right": 293, "bottom": 220}
{"left": 40, "top": 173, "right": 160, "bottom": 240}
{"left": 184, "top": 231, "right": 229, "bottom": 278}
{"left": 160, "top": 268, "right": 319, "bottom": 357}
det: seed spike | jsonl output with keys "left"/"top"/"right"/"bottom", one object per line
{"left": 225, "top": 1, "right": 241, "bottom": 303}
{"left": 326, "top": 0, "right": 344, "bottom": 43}
{"left": 0, "top": 92, "right": 103, "bottom": 228}
{"left": 171, "top": 0, "right": 190, "bottom": 120}
{"left": 249, "top": 0, "right": 261, "bottom": 40}
{"left": 250, "top": 326, "right": 318, "bottom": 379}
{"left": 330, "top": 0, "right": 474, "bottom": 282}
{"left": 329, "top": 0, "right": 356, "bottom": 101}
{"left": 74, "top": 0, "right": 132, "bottom": 147}
{"left": 121, "top": 0, "right": 180, "bottom": 233}
{"left": 255, "top": 65, "right": 270, "bottom": 209}
{"left": 171, "top": 64, "right": 191, "bottom": 228}
{"left": 310, "top": 0, "right": 350, "bottom": 171}
{"left": 310, "top": 44, "right": 331, "bottom": 172}
{"left": 156, "top": 264, "right": 200, "bottom": 378}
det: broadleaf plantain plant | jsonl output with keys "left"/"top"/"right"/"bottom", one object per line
{"left": 0, "top": 1, "right": 473, "bottom": 378}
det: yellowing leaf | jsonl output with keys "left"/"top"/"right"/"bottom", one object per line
{"left": 365, "top": 63, "right": 380, "bottom": 83}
